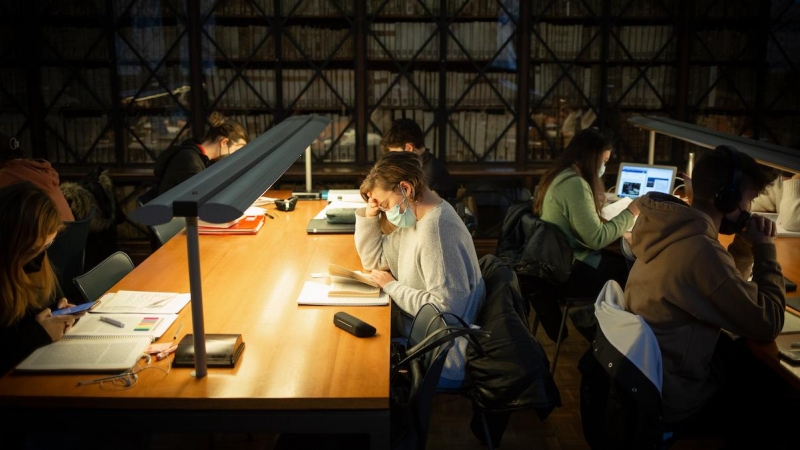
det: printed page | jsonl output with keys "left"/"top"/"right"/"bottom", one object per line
{"left": 601, "top": 196, "right": 633, "bottom": 221}
{"left": 70, "top": 313, "right": 178, "bottom": 340}
{"left": 15, "top": 336, "right": 152, "bottom": 372}
{"left": 297, "top": 281, "right": 389, "bottom": 306}
{"left": 92, "top": 291, "right": 191, "bottom": 314}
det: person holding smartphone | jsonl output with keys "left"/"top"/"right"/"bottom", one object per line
{"left": 0, "top": 182, "right": 84, "bottom": 375}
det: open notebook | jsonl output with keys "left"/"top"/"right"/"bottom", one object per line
{"left": 608, "top": 162, "right": 678, "bottom": 202}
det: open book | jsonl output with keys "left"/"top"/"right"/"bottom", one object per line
{"left": 15, "top": 334, "right": 151, "bottom": 373}
{"left": 328, "top": 263, "right": 381, "bottom": 297}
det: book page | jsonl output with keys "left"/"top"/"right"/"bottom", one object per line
{"left": 92, "top": 291, "right": 191, "bottom": 314}
{"left": 15, "top": 336, "right": 152, "bottom": 372}
{"left": 328, "top": 281, "right": 381, "bottom": 297}
{"left": 328, "top": 264, "right": 378, "bottom": 287}
{"left": 297, "top": 281, "right": 389, "bottom": 306}
{"left": 70, "top": 313, "right": 177, "bottom": 340}
{"left": 601, "top": 196, "right": 633, "bottom": 221}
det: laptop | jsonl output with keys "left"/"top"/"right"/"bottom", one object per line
{"left": 608, "top": 162, "right": 678, "bottom": 202}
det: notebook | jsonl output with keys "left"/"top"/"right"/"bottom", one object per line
{"left": 608, "top": 162, "right": 678, "bottom": 201}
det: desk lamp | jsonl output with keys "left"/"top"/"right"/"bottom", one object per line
{"left": 129, "top": 115, "right": 330, "bottom": 378}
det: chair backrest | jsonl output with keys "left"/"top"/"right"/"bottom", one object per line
{"left": 136, "top": 186, "right": 185, "bottom": 250}
{"left": 393, "top": 302, "right": 455, "bottom": 450}
{"left": 47, "top": 207, "right": 96, "bottom": 303}
{"left": 579, "top": 280, "right": 664, "bottom": 450}
{"left": 73, "top": 251, "right": 135, "bottom": 303}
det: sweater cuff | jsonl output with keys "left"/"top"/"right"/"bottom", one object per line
{"left": 751, "top": 242, "right": 778, "bottom": 264}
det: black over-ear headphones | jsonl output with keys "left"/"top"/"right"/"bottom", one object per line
{"left": 714, "top": 145, "right": 743, "bottom": 214}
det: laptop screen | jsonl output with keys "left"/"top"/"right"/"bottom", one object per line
{"left": 614, "top": 162, "right": 677, "bottom": 199}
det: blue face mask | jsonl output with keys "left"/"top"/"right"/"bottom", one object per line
{"left": 384, "top": 188, "right": 417, "bottom": 228}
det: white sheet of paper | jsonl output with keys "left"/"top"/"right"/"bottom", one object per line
{"left": 601, "top": 197, "right": 633, "bottom": 221}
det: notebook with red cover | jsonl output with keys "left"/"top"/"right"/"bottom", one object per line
{"left": 199, "top": 215, "right": 265, "bottom": 235}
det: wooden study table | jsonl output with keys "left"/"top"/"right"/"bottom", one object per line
{"left": 0, "top": 192, "right": 391, "bottom": 449}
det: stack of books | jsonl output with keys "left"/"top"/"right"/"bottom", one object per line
{"left": 198, "top": 214, "right": 266, "bottom": 235}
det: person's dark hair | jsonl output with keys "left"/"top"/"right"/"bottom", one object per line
{"left": 534, "top": 127, "right": 611, "bottom": 216}
{"left": 691, "top": 145, "right": 772, "bottom": 208}
{"left": 202, "top": 112, "right": 249, "bottom": 144}
{"left": 360, "top": 151, "right": 427, "bottom": 203}
{"left": 379, "top": 118, "right": 425, "bottom": 153}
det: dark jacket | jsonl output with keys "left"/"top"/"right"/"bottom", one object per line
{"left": 0, "top": 284, "right": 61, "bottom": 375}
{"left": 495, "top": 203, "right": 573, "bottom": 284}
{"left": 467, "top": 254, "right": 561, "bottom": 417}
{"left": 154, "top": 139, "right": 208, "bottom": 195}
{"left": 421, "top": 150, "right": 457, "bottom": 201}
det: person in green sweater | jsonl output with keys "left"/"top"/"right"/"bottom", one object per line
{"left": 533, "top": 128, "right": 640, "bottom": 338}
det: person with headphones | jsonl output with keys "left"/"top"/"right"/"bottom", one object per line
{"left": 624, "top": 145, "right": 794, "bottom": 447}
{"left": 154, "top": 112, "right": 249, "bottom": 195}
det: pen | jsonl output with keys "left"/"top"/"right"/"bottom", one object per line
{"left": 99, "top": 316, "right": 125, "bottom": 328}
{"left": 173, "top": 322, "right": 184, "bottom": 340}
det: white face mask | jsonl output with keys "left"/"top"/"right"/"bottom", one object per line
{"left": 383, "top": 189, "right": 417, "bottom": 228}
{"left": 598, "top": 163, "right": 606, "bottom": 178}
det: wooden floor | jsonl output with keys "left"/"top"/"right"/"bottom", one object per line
{"left": 88, "top": 320, "right": 723, "bottom": 450}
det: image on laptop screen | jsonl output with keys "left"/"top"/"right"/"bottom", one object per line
{"left": 614, "top": 162, "right": 678, "bottom": 199}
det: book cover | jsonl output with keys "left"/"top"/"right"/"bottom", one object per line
{"left": 199, "top": 215, "right": 265, "bottom": 235}
{"left": 174, "top": 334, "right": 245, "bottom": 367}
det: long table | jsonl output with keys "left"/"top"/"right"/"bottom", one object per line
{"left": 716, "top": 234, "right": 800, "bottom": 390}
{"left": 0, "top": 193, "right": 390, "bottom": 448}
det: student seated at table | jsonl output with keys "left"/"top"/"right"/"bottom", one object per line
{"left": 354, "top": 151, "right": 485, "bottom": 388}
{"left": 752, "top": 169, "right": 800, "bottom": 231}
{"left": 380, "top": 118, "right": 458, "bottom": 202}
{"left": 533, "top": 127, "right": 639, "bottom": 339}
{"left": 0, "top": 182, "right": 83, "bottom": 375}
{"left": 626, "top": 145, "right": 796, "bottom": 448}
{"left": 154, "top": 112, "right": 249, "bottom": 195}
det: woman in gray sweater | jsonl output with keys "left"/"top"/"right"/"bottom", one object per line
{"left": 354, "top": 152, "right": 485, "bottom": 388}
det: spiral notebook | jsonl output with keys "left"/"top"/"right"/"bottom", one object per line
{"left": 296, "top": 281, "right": 389, "bottom": 306}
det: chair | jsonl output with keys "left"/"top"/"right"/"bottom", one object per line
{"left": 73, "top": 251, "right": 135, "bottom": 303}
{"left": 578, "top": 280, "right": 672, "bottom": 449}
{"left": 495, "top": 202, "right": 594, "bottom": 374}
{"left": 136, "top": 186, "right": 185, "bottom": 250}
{"left": 47, "top": 207, "right": 95, "bottom": 304}
{"left": 461, "top": 255, "right": 562, "bottom": 448}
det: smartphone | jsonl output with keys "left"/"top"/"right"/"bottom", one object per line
{"left": 779, "top": 348, "right": 800, "bottom": 365}
{"left": 51, "top": 300, "right": 99, "bottom": 316}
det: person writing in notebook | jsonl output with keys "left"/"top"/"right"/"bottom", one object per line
{"left": 533, "top": 127, "right": 639, "bottom": 339}
{"left": 625, "top": 145, "right": 794, "bottom": 447}
{"left": 154, "top": 112, "right": 249, "bottom": 195}
{"left": 354, "top": 151, "right": 485, "bottom": 389}
{"left": 0, "top": 182, "right": 84, "bottom": 375}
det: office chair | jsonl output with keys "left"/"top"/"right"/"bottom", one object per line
{"left": 73, "top": 251, "right": 135, "bottom": 303}
{"left": 136, "top": 186, "right": 185, "bottom": 250}
{"left": 47, "top": 207, "right": 95, "bottom": 303}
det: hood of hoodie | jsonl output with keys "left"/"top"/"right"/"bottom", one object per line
{"left": 154, "top": 139, "right": 205, "bottom": 179}
{"left": 631, "top": 192, "right": 718, "bottom": 264}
